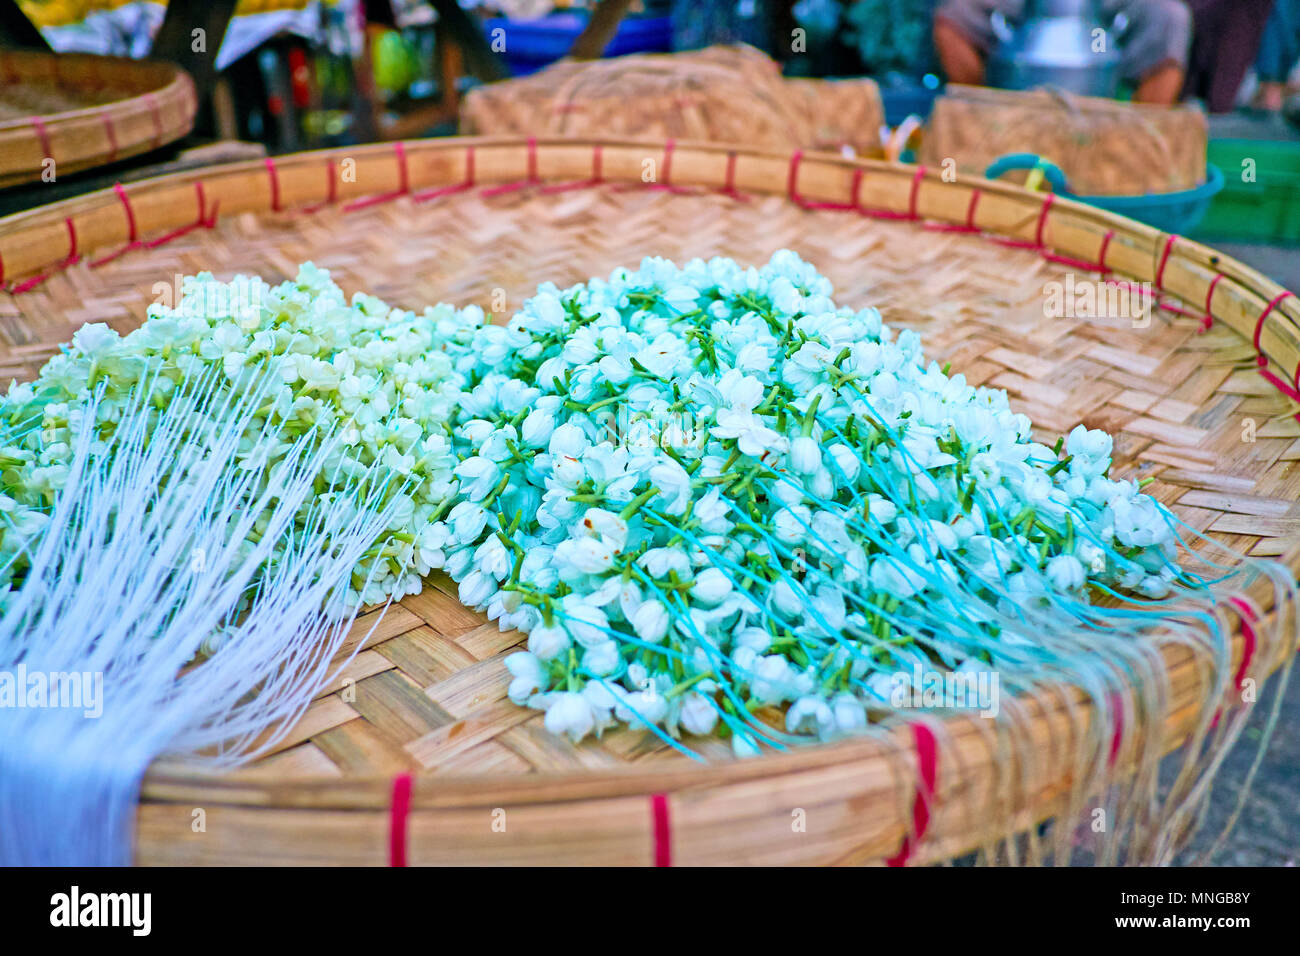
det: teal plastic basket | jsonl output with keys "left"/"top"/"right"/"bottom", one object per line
{"left": 985, "top": 154, "right": 1224, "bottom": 235}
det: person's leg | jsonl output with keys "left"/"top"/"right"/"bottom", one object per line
{"left": 934, "top": 16, "right": 986, "bottom": 85}
{"left": 1116, "top": 0, "right": 1193, "bottom": 104}
{"left": 1252, "top": 0, "right": 1293, "bottom": 108}
{"left": 1135, "top": 62, "right": 1187, "bottom": 104}
{"left": 933, "top": 0, "right": 1010, "bottom": 86}
{"left": 1183, "top": 0, "right": 1277, "bottom": 112}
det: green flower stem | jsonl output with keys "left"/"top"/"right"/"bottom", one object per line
{"left": 666, "top": 670, "right": 714, "bottom": 699}
{"left": 1046, "top": 455, "right": 1073, "bottom": 477}
{"left": 619, "top": 486, "right": 660, "bottom": 520}
{"left": 800, "top": 394, "right": 822, "bottom": 437}
{"left": 480, "top": 473, "right": 511, "bottom": 508}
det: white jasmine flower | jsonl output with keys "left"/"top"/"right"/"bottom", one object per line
{"left": 544, "top": 692, "right": 595, "bottom": 742}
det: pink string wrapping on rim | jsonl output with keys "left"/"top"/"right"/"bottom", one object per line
{"left": 413, "top": 145, "right": 476, "bottom": 203}
{"left": 1042, "top": 228, "right": 1116, "bottom": 275}
{"left": 1249, "top": 291, "right": 1300, "bottom": 420}
{"left": 6, "top": 217, "right": 81, "bottom": 295}
{"left": 625, "top": 139, "right": 693, "bottom": 195}
{"left": 995, "top": 191, "right": 1054, "bottom": 251}
{"left": 541, "top": 144, "right": 604, "bottom": 194}
{"left": 1155, "top": 233, "right": 1180, "bottom": 291}
{"left": 1200, "top": 273, "right": 1224, "bottom": 332}
{"left": 651, "top": 792, "right": 672, "bottom": 866}
{"left": 143, "top": 92, "right": 164, "bottom": 150}
{"left": 1107, "top": 690, "right": 1126, "bottom": 768}
{"left": 1229, "top": 598, "right": 1259, "bottom": 696}
{"left": 144, "top": 181, "right": 214, "bottom": 248}
{"left": 100, "top": 111, "right": 119, "bottom": 163}
{"left": 787, "top": 150, "right": 858, "bottom": 211}
{"left": 885, "top": 722, "right": 938, "bottom": 866}
{"left": 389, "top": 772, "right": 413, "bottom": 867}
{"left": 927, "top": 187, "right": 982, "bottom": 234}
{"left": 714, "top": 149, "right": 749, "bottom": 201}
{"left": 265, "top": 157, "right": 282, "bottom": 212}
{"left": 345, "top": 141, "right": 411, "bottom": 211}
{"left": 1211, "top": 598, "right": 1260, "bottom": 729}
{"left": 89, "top": 183, "right": 143, "bottom": 268}
{"left": 863, "top": 164, "right": 926, "bottom": 221}
{"left": 481, "top": 136, "right": 539, "bottom": 197}
{"left": 300, "top": 157, "right": 339, "bottom": 214}
{"left": 30, "top": 116, "right": 53, "bottom": 163}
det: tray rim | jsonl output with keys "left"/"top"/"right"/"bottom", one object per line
{"left": 2, "top": 135, "right": 1296, "bottom": 864}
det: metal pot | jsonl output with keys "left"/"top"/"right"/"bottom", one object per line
{"left": 986, "top": 0, "right": 1121, "bottom": 97}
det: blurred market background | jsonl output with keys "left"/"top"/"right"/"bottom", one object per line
{"left": 0, "top": 0, "right": 1297, "bottom": 863}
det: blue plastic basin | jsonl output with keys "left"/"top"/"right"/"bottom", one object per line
{"left": 484, "top": 14, "right": 674, "bottom": 77}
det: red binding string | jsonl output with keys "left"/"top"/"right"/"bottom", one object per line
{"left": 1250, "top": 291, "right": 1300, "bottom": 418}
{"left": 908, "top": 165, "right": 926, "bottom": 221}
{"left": 1228, "top": 598, "right": 1258, "bottom": 696}
{"left": 927, "top": 187, "right": 983, "bottom": 234}
{"left": 786, "top": 150, "right": 808, "bottom": 206}
{"left": 997, "top": 191, "right": 1055, "bottom": 250}
{"left": 855, "top": 166, "right": 927, "bottom": 221}
{"left": 1200, "top": 274, "right": 1224, "bottom": 332}
{"left": 633, "top": 139, "right": 691, "bottom": 194}
{"left": 1212, "top": 598, "right": 1260, "bottom": 728}
{"left": 143, "top": 92, "right": 164, "bottom": 149}
{"left": 542, "top": 143, "right": 605, "bottom": 194}
{"left": 713, "top": 149, "right": 749, "bottom": 201}
{"left": 651, "top": 793, "right": 672, "bottom": 867}
{"left": 1154, "top": 234, "right": 1179, "bottom": 291}
{"left": 6, "top": 217, "right": 82, "bottom": 295}
{"left": 1107, "top": 690, "right": 1126, "bottom": 768}
{"left": 345, "top": 141, "right": 411, "bottom": 211}
{"left": 1042, "top": 227, "right": 1116, "bottom": 275}
{"left": 885, "top": 723, "right": 938, "bottom": 867}
{"left": 90, "top": 183, "right": 142, "bottom": 267}
{"left": 787, "top": 151, "right": 860, "bottom": 211}
{"left": 265, "top": 157, "right": 282, "bottom": 212}
{"left": 412, "top": 145, "right": 476, "bottom": 203}
{"left": 1096, "top": 229, "right": 1115, "bottom": 275}
{"left": 659, "top": 138, "right": 676, "bottom": 190}
{"left": 145, "top": 182, "right": 211, "bottom": 248}
{"left": 62, "top": 215, "right": 80, "bottom": 266}
{"left": 30, "top": 116, "right": 53, "bottom": 162}
{"left": 301, "top": 157, "right": 339, "bottom": 214}
{"left": 481, "top": 137, "right": 539, "bottom": 197}
{"left": 389, "top": 772, "right": 413, "bottom": 867}
{"left": 100, "top": 111, "right": 119, "bottom": 163}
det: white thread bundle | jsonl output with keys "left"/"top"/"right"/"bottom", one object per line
{"left": 0, "top": 362, "right": 401, "bottom": 865}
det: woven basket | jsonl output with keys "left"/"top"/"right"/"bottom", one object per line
{"left": 0, "top": 50, "right": 196, "bottom": 190}
{"left": 920, "top": 85, "right": 1208, "bottom": 196}
{"left": 460, "top": 45, "right": 885, "bottom": 157}
{"left": 1, "top": 137, "right": 1297, "bottom": 866}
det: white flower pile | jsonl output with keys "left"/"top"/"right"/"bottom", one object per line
{"left": 1, "top": 253, "right": 1185, "bottom": 753}
{"left": 424, "top": 251, "right": 1183, "bottom": 752}
{"left": 0, "top": 265, "right": 466, "bottom": 608}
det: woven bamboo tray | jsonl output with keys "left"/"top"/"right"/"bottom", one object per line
{"left": 1, "top": 137, "right": 1297, "bottom": 866}
{"left": 0, "top": 50, "right": 196, "bottom": 190}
